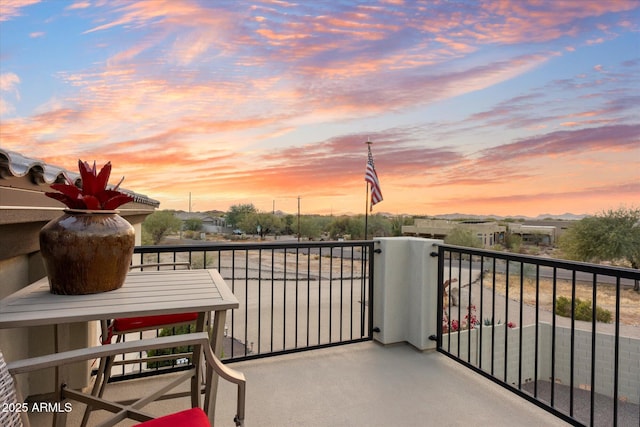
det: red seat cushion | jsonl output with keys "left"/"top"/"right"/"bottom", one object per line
{"left": 135, "top": 407, "right": 210, "bottom": 427}
{"left": 113, "top": 312, "right": 199, "bottom": 332}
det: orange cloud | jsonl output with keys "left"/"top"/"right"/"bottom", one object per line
{"left": 2, "top": 0, "right": 638, "bottom": 217}
{"left": 427, "top": 182, "right": 640, "bottom": 217}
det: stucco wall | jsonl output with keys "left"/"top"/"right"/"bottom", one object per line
{"left": 0, "top": 149, "right": 156, "bottom": 397}
{"left": 373, "top": 237, "right": 441, "bottom": 350}
{"left": 0, "top": 221, "right": 147, "bottom": 396}
{"left": 443, "top": 323, "right": 639, "bottom": 404}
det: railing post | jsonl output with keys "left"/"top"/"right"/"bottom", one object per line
{"left": 436, "top": 245, "right": 445, "bottom": 348}
{"left": 372, "top": 237, "right": 442, "bottom": 350}
{"left": 368, "top": 242, "right": 376, "bottom": 339}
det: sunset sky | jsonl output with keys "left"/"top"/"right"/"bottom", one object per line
{"left": 1, "top": 1, "right": 639, "bottom": 217}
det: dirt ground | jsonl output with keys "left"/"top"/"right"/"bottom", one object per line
{"left": 491, "top": 274, "right": 640, "bottom": 327}
{"left": 148, "top": 242, "right": 640, "bottom": 327}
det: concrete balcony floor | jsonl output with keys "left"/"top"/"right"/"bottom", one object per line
{"left": 29, "top": 341, "right": 568, "bottom": 427}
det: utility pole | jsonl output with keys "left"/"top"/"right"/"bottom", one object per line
{"left": 297, "top": 196, "right": 301, "bottom": 242}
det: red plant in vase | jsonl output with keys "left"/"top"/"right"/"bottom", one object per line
{"left": 45, "top": 160, "right": 133, "bottom": 210}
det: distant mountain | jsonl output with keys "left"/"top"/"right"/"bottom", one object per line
{"left": 534, "top": 213, "right": 588, "bottom": 220}
{"left": 174, "top": 209, "right": 588, "bottom": 221}
{"left": 172, "top": 209, "right": 226, "bottom": 218}
{"left": 433, "top": 213, "right": 516, "bottom": 221}
{"left": 432, "top": 213, "right": 588, "bottom": 221}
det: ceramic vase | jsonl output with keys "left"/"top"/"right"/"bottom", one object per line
{"left": 39, "top": 209, "right": 135, "bottom": 295}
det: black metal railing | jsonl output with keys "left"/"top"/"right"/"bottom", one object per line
{"left": 106, "top": 240, "right": 374, "bottom": 380}
{"left": 436, "top": 244, "right": 640, "bottom": 427}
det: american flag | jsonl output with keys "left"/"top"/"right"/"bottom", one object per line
{"left": 365, "top": 144, "right": 383, "bottom": 211}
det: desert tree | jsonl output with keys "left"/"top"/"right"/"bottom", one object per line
{"left": 559, "top": 207, "right": 640, "bottom": 291}
{"left": 142, "top": 210, "right": 182, "bottom": 245}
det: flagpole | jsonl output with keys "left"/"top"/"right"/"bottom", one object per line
{"left": 364, "top": 139, "right": 372, "bottom": 240}
{"left": 365, "top": 182, "right": 369, "bottom": 240}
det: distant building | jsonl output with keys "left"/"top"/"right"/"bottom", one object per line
{"left": 507, "top": 223, "right": 556, "bottom": 246}
{"left": 402, "top": 219, "right": 506, "bottom": 248}
{"left": 521, "top": 219, "right": 573, "bottom": 241}
{"left": 174, "top": 211, "right": 228, "bottom": 233}
{"left": 402, "top": 218, "right": 570, "bottom": 248}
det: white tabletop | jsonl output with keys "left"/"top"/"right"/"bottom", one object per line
{"left": 0, "top": 269, "right": 239, "bottom": 329}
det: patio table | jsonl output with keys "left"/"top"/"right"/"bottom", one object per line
{"left": 0, "top": 268, "right": 239, "bottom": 426}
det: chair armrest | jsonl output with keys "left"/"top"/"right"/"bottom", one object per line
{"left": 7, "top": 333, "right": 211, "bottom": 375}
{"left": 202, "top": 342, "right": 246, "bottom": 426}
{"left": 7, "top": 331, "right": 246, "bottom": 426}
{"left": 129, "top": 262, "right": 191, "bottom": 271}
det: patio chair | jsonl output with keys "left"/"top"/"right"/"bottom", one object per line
{"left": 1, "top": 332, "right": 245, "bottom": 427}
{"left": 85, "top": 262, "right": 204, "bottom": 425}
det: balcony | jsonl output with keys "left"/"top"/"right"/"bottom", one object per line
{"left": 5, "top": 238, "right": 640, "bottom": 427}
{"left": 28, "top": 341, "right": 568, "bottom": 427}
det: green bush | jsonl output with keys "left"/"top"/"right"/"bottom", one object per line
{"left": 555, "top": 296, "right": 612, "bottom": 323}
{"left": 555, "top": 296, "right": 571, "bottom": 317}
{"left": 595, "top": 306, "right": 613, "bottom": 323}
{"left": 574, "top": 299, "right": 592, "bottom": 320}
{"left": 146, "top": 324, "right": 195, "bottom": 369}
{"left": 189, "top": 253, "right": 212, "bottom": 269}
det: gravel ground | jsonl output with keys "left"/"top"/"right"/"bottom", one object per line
{"left": 445, "top": 268, "right": 640, "bottom": 338}
{"left": 446, "top": 268, "right": 639, "bottom": 426}
{"left": 521, "top": 381, "right": 639, "bottom": 427}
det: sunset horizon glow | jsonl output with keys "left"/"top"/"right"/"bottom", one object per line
{"left": 1, "top": 1, "right": 638, "bottom": 217}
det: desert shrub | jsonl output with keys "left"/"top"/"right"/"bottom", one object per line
{"left": 555, "top": 296, "right": 612, "bottom": 323}
{"left": 189, "top": 253, "right": 213, "bottom": 269}
{"left": 595, "top": 306, "right": 613, "bottom": 323}
{"left": 504, "top": 233, "right": 522, "bottom": 252}
{"left": 146, "top": 324, "right": 195, "bottom": 369}
{"left": 555, "top": 296, "right": 571, "bottom": 317}
{"left": 574, "top": 299, "right": 592, "bottom": 320}
{"left": 527, "top": 246, "right": 541, "bottom": 256}
{"left": 444, "top": 227, "right": 483, "bottom": 248}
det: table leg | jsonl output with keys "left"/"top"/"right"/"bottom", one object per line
{"left": 191, "top": 312, "right": 207, "bottom": 408}
{"left": 53, "top": 324, "right": 69, "bottom": 427}
{"left": 205, "top": 309, "right": 226, "bottom": 423}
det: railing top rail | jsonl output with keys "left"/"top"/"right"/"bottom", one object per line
{"left": 134, "top": 240, "right": 375, "bottom": 253}
{"left": 438, "top": 243, "right": 640, "bottom": 280}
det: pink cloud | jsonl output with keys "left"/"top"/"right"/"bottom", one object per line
{"left": 66, "top": 2, "right": 90, "bottom": 10}
{"left": 429, "top": 182, "right": 640, "bottom": 217}
{"left": 0, "top": 0, "right": 40, "bottom": 22}
{"left": 479, "top": 124, "right": 640, "bottom": 163}
{"left": 478, "top": 0, "right": 638, "bottom": 44}
{"left": 0, "top": 72, "right": 20, "bottom": 93}
{"left": 3, "top": 0, "right": 638, "bottom": 217}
